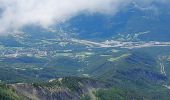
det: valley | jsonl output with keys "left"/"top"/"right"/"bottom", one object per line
{"left": 0, "top": 0, "right": 170, "bottom": 99}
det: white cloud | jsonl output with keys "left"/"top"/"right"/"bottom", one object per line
{"left": 0, "top": 0, "right": 132, "bottom": 34}
{"left": 0, "top": 0, "right": 168, "bottom": 34}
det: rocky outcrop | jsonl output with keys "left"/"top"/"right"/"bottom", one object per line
{"left": 9, "top": 77, "right": 111, "bottom": 100}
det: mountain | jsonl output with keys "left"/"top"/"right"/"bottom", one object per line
{"left": 0, "top": 77, "right": 147, "bottom": 100}
{"left": 63, "top": 2, "right": 170, "bottom": 41}
{"left": 0, "top": 1, "right": 170, "bottom": 100}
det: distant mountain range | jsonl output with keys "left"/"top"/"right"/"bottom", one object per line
{"left": 61, "top": 2, "right": 170, "bottom": 41}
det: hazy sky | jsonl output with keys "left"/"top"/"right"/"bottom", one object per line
{"left": 0, "top": 0, "right": 168, "bottom": 35}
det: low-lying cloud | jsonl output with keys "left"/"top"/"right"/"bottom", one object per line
{"left": 0, "top": 0, "right": 168, "bottom": 34}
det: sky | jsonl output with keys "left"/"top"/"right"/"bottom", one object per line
{"left": 0, "top": 0, "right": 168, "bottom": 35}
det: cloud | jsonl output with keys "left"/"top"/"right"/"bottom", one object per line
{"left": 0, "top": 0, "right": 133, "bottom": 34}
{"left": 0, "top": 0, "right": 168, "bottom": 35}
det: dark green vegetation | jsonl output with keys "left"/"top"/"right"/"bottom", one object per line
{"left": 0, "top": 83, "right": 21, "bottom": 100}
{"left": 95, "top": 87, "right": 145, "bottom": 100}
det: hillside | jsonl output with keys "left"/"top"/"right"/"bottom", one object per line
{"left": 0, "top": 77, "right": 148, "bottom": 100}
